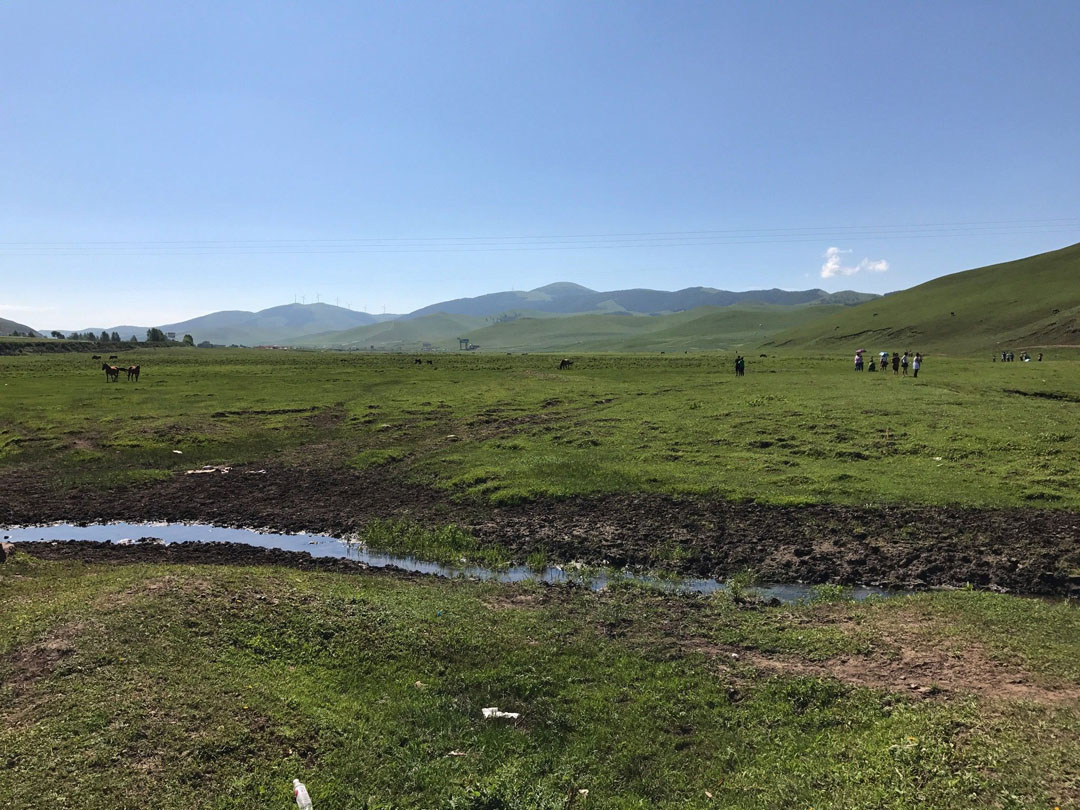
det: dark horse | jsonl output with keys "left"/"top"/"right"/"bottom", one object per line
{"left": 126, "top": 365, "right": 140, "bottom": 382}
{"left": 559, "top": 358, "right": 573, "bottom": 370}
{"left": 102, "top": 362, "right": 120, "bottom": 382}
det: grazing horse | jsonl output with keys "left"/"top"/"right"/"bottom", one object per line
{"left": 102, "top": 363, "right": 120, "bottom": 382}
{"left": 91, "top": 355, "right": 101, "bottom": 360}
{"left": 559, "top": 358, "right": 573, "bottom": 370}
{"left": 126, "top": 365, "right": 141, "bottom": 382}
{"left": 108, "top": 355, "right": 118, "bottom": 360}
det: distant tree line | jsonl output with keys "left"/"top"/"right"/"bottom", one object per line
{"left": 63, "top": 331, "right": 131, "bottom": 342}
{"left": 47, "top": 328, "right": 197, "bottom": 345}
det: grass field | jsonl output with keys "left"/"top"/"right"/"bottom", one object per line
{"left": 2, "top": 553, "right": 1078, "bottom": 809}
{"left": 2, "top": 348, "right": 1079, "bottom": 508}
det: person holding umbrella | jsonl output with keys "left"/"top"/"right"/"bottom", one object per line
{"left": 854, "top": 349, "right": 865, "bottom": 371}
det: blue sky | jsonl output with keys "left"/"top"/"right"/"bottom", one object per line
{"left": 2, "top": 1, "right": 1078, "bottom": 328}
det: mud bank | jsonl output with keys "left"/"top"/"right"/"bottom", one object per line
{"left": 7, "top": 539, "right": 414, "bottom": 579}
{"left": 3, "top": 466, "right": 1079, "bottom": 595}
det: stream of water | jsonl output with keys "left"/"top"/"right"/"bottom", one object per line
{"left": 3, "top": 522, "right": 899, "bottom": 604}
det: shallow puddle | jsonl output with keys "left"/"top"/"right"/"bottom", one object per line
{"left": 3, "top": 522, "right": 898, "bottom": 603}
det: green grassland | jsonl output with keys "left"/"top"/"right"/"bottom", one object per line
{"left": 2, "top": 554, "right": 1078, "bottom": 809}
{"left": 2, "top": 348, "right": 1080, "bottom": 508}
{"left": 771, "top": 242, "right": 1080, "bottom": 353}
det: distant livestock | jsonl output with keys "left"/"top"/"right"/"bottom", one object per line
{"left": 102, "top": 363, "right": 120, "bottom": 382}
{"left": 559, "top": 358, "right": 573, "bottom": 370}
{"left": 108, "top": 355, "right": 118, "bottom": 360}
{"left": 91, "top": 355, "right": 101, "bottom": 360}
{"left": 126, "top": 365, "right": 140, "bottom": 382}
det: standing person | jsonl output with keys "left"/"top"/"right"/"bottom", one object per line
{"left": 901, "top": 352, "right": 909, "bottom": 376}
{"left": 912, "top": 352, "right": 922, "bottom": 378}
{"left": 854, "top": 351, "right": 864, "bottom": 371}
{"left": 892, "top": 353, "right": 900, "bottom": 375}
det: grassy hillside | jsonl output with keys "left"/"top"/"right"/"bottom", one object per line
{"left": 0, "top": 317, "right": 39, "bottom": 336}
{"left": 294, "top": 305, "right": 846, "bottom": 352}
{"left": 769, "top": 242, "right": 1080, "bottom": 354}
{"left": 461, "top": 304, "right": 847, "bottom": 352}
{"left": 294, "top": 312, "right": 488, "bottom": 350}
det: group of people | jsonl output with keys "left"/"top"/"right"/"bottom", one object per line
{"left": 997, "top": 351, "right": 1041, "bottom": 362}
{"left": 733, "top": 355, "right": 745, "bottom": 376}
{"left": 854, "top": 349, "right": 922, "bottom": 377}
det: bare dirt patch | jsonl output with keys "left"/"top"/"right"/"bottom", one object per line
{"left": 688, "top": 616, "right": 1080, "bottom": 705}
{"left": 2, "top": 621, "right": 85, "bottom": 701}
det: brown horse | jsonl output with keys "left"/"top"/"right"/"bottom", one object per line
{"left": 126, "top": 365, "right": 140, "bottom": 382}
{"left": 102, "top": 362, "right": 120, "bottom": 382}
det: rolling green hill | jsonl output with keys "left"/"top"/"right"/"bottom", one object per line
{"left": 293, "top": 312, "right": 488, "bottom": 350}
{"left": 295, "top": 304, "right": 847, "bottom": 352}
{"left": 463, "top": 304, "right": 850, "bottom": 352}
{"left": 768, "top": 242, "right": 1080, "bottom": 354}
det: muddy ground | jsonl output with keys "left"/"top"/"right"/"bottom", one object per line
{"left": 2, "top": 465, "right": 1079, "bottom": 596}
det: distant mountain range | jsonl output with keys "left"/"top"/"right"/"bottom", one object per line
{"left": 18, "top": 243, "right": 1080, "bottom": 352}
{"left": 290, "top": 285, "right": 875, "bottom": 351}
{"left": 403, "top": 282, "right": 875, "bottom": 320}
{"left": 66, "top": 303, "right": 395, "bottom": 346}
{"left": 48, "top": 283, "right": 876, "bottom": 347}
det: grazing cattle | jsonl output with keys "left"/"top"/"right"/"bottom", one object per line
{"left": 426, "top": 360, "right": 433, "bottom": 365}
{"left": 414, "top": 358, "right": 422, "bottom": 364}
{"left": 108, "top": 355, "right": 118, "bottom": 360}
{"left": 91, "top": 355, "right": 101, "bottom": 360}
{"left": 558, "top": 358, "right": 573, "bottom": 370}
{"left": 126, "top": 365, "right": 140, "bottom": 382}
{"left": 102, "top": 363, "right": 120, "bottom": 382}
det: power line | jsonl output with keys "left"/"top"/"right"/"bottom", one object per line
{"left": 0, "top": 218, "right": 1076, "bottom": 257}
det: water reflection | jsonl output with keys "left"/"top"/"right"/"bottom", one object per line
{"left": 3, "top": 522, "right": 897, "bottom": 604}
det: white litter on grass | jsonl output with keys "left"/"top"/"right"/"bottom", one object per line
{"left": 933, "top": 457, "right": 943, "bottom": 461}
{"left": 185, "top": 465, "right": 231, "bottom": 475}
{"left": 448, "top": 750, "right": 467, "bottom": 757}
{"left": 481, "top": 707, "right": 520, "bottom": 720}
{"left": 247, "top": 469, "right": 267, "bottom": 474}
{"left": 172, "top": 450, "right": 183, "bottom": 454}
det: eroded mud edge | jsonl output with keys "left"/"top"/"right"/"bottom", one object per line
{"left": 3, "top": 466, "right": 1079, "bottom": 595}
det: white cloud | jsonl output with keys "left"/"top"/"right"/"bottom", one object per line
{"left": 820, "top": 246, "right": 889, "bottom": 279}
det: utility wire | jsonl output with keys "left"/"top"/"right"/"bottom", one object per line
{"left": 0, "top": 218, "right": 1076, "bottom": 256}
